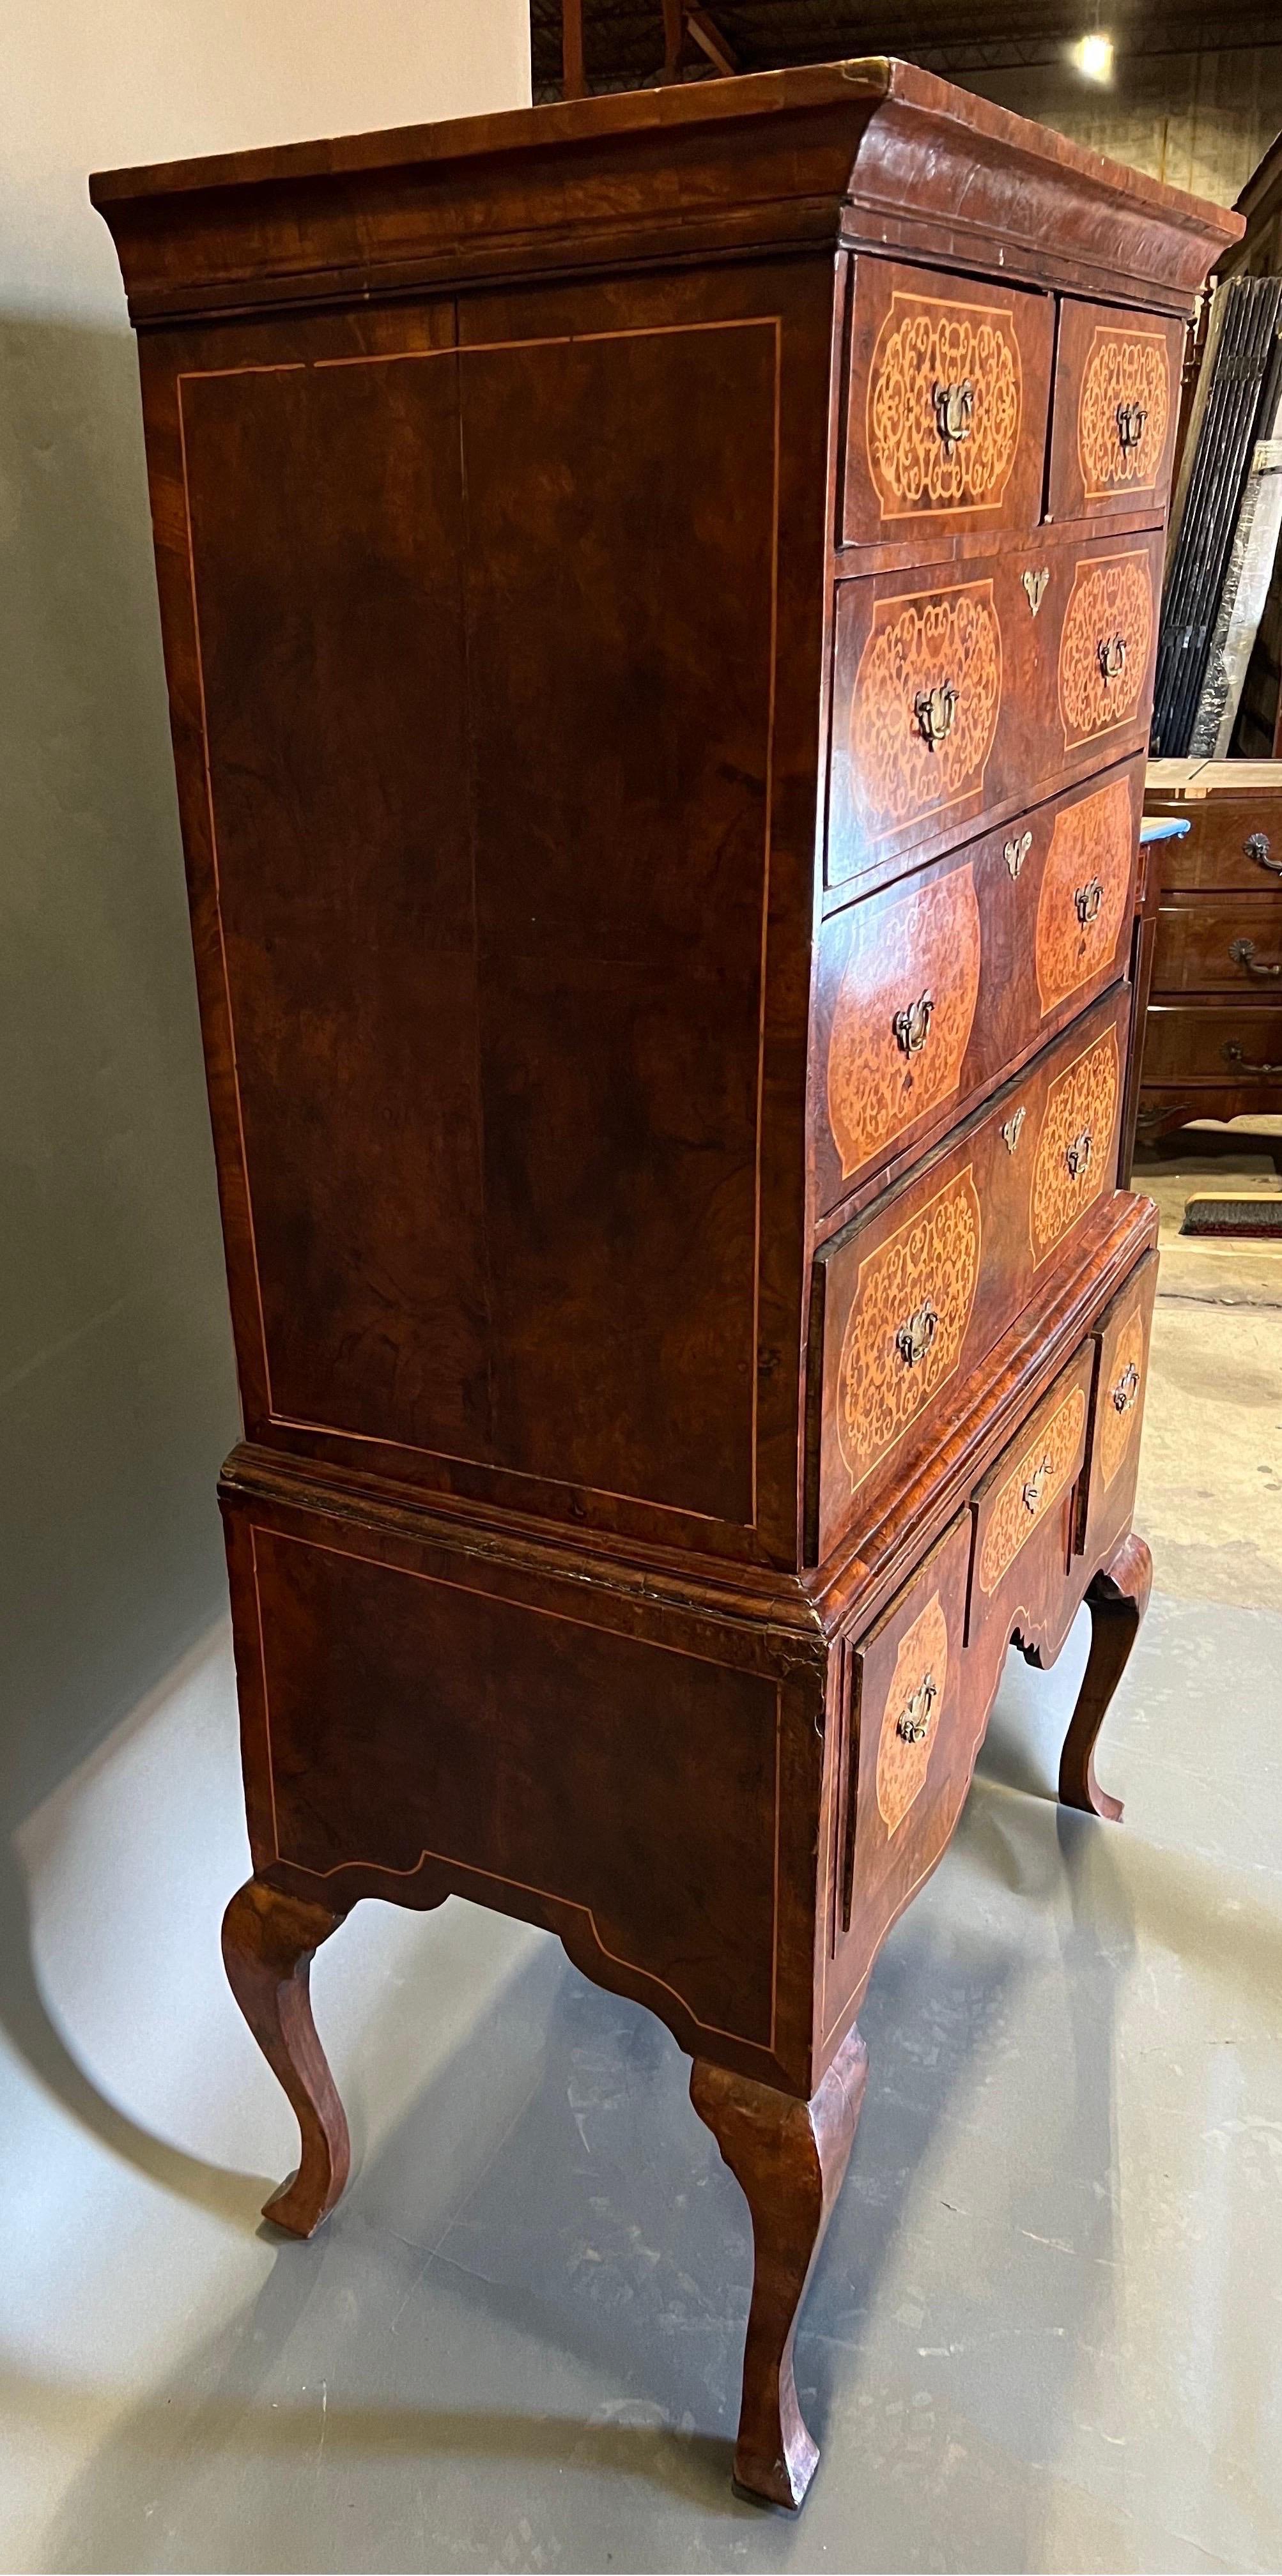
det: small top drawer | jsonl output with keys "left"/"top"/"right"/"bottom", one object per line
{"left": 843, "top": 256, "right": 1053, "bottom": 547}
{"left": 1048, "top": 302, "right": 1184, "bottom": 525}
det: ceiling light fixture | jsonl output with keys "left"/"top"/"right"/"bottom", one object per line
{"left": 1072, "top": 29, "right": 1115, "bottom": 80}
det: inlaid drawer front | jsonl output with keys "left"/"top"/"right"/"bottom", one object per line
{"left": 843, "top": 256, "right": 1053, "bottom": 544}
{"left": 824, "top": 863, "right": 982, "bottom": 1187}
{"left": 1034, "top": 770, "right": 1136, "bottom": 1013}
{"left": 812, "top": 986, "right": 1127, "bottom": 1563}
{"left": 1029, "top": 1020, "right": 1121, "bottom": 1264}
{"left": 828, "top": 532, "right": 1161, "bottom": 889}
{"left": 822, "top": 1512, "right": 980, "bottom": 2038}
{"left": 1153, "top": 898, "right": 1282, "bottom": 995}
{"left": 975, "top": 1377, "right": 1087, "bottom": 1598}
{"left": 813, "top": 756, "right": 1142, "bottom": 1214}
{"left": 1146, "top": 801, "right": 1282, "bottom": 893}
{"left": 1081, "top": 1250, "right": 1157, "bottom": 1568}
{"left": 1056, "top": 549, "right": 1155, "bottom": 750}
{"left": 1048, "top": 302, "right": 1182, "bottom": 523}
{"left": 966, "top": 1340, "right": 1095, "bottom": 1653}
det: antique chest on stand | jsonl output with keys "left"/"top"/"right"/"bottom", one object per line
{"left": 93, "top": 66, "right": 1235, "bottom": 2511}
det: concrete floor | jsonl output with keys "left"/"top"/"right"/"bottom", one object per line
{"left": 3, "top": 1135, "right": 1282, "bottom": 2573}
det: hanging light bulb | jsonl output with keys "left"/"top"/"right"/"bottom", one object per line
{"left": 1072, "top": 29, "right": 1115, "bottom": 80}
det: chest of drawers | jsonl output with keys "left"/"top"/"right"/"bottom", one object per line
{"left": 94, "top": 63, "right": 1235, "bottom": 2511}
{"left": 1138, "top": 758, "right": 1282, "bottom": 1140}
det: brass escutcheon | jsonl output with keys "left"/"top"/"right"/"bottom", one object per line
{"left": 931, "top": 378, "right": 974, "bottom": 455}
{"left": 1116, "top": 398, "right": 1148, "bottom": 452}
{"left": 1023, "top": 567, "right": 1049, "bottom": 616}
{"left": 1112, "top": 1361, "right": 1141, "bottom": 1414}
{"left": 1065, "top": 1128, "right": 1093, "bottom": 1179}
{"left": 895, "top": 1672, "right": 938, "bottom": 1746}
{"left": 1005, "top": 829, "right": 1033, "bottom": 878}
{"left": 914, "top": 682, "right": 957, "bottom": 751}
{"left": 892, "top": 990, "right": 934, "bottom": 1057}
{"left": 1001, "top": 1107, "right": 1026, "bottom": 1154}
{"left": 1074, "top": 876, "right": 1104, "bottom": 926}
{"left": 895, "top": 1300, "right": 939, "bottom": 1369}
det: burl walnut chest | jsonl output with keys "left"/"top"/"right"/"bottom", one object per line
{"left": 93, "top": 66, "right": 1236, "bottom": 2510}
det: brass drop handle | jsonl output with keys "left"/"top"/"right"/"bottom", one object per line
{"left": 1065, "top": 1128, "right": 1093, "bottom": 1179}
{"left": 1116, "top": 398, "right": 1148, "bottom": 452}
{"left": 1097, "top": 634, "right": 1128, "bottom": 685}
{"left": 1001, "top": 1106, "right": 1026, "bottom": 1153}
{"left": 1005, "top": 830, "right": 1033, "bottom": 878}
{"left": 1230, "top": 937, "right": 1281, "bottom": 979}
{"left": 892, "top": 991, "right": 934, "bottom": 1058}
{"left": 895, "top": 1299, "right": 939, "bottom": 1369}
{"left": 914, "top": 682, "right": 957, "bottom": 751}
{"left": 1075, "top": 876, "right": 1104, "bottom": 926}
{"left": 895, "top": 1672, "right": 938, "bottom": 1745}
{"left": 1112, "top": 1361, "right": 1141, "bottom": 1414}
{"left": 932, "top": 378, "right": 974, "bottom": 454}
{"left": 1223, "top": 1040, "right": 1282, "bottom": 1077}
{"left": 1246, "top": 831, "right": 1280, "bottom": 876}
{"left": 1022, "top": 1454, "right": 1053, "bottom": 1514}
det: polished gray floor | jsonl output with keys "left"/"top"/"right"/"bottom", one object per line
{"left": 3, "top": 1144, "right": 1281, "bottom": 2573}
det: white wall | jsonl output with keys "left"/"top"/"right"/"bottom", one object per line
{"left": 0, "top": 4, "right": 532, "bottom": 1832}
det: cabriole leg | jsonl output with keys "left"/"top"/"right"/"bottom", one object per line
{"left": 691, "top": 2025, "right": 868, "bottom": 2510}
{"left": 1060, "top": 1529, "right": 1153, "bottom": 1823}
{"left": 221, "top": 1875, "right": 351, "bottom": 2237}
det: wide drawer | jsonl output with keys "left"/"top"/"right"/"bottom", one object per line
{"left": 1145, "top": 801, "right": 1282, "bottom": 893}
{"left": 810, "top": 986, "right": 1128, "bottom": 1563}
{"left": 1153, "top": 898, "right": 1282, "bottom": 995}
{"left": 814, "top": 755, "right": 1143, "bottom": 1211}
{"left": 1079, "top": 1248, "right": 1157, "bottom": 1571}
{"left": 821, "top": 1509, "right": 982, "bottom": 2037}
{"left": 842, "top": 255, "right": 1053, "bottom": 547}
{"left": 1142, "top": 1004, "right": 1282, "bottom": 1085}
{"left": 828, "top": 529, "right": 1162, "bottom": 888}
{"left": 967, "top": 1339, "right": 1095, "bottom": 1646}
{"left": 1047, "top": 301, "right": 1183, "bottom": 526}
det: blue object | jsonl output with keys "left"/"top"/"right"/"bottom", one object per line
{"left": 1139, "top": 816, "right": 1192, "bottom": 843}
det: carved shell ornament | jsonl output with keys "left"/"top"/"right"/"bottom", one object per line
{"left": 868, "top": 293, "right": 1023, "bottom": 516}
{"left": 1078, "top": 329, "right": 1170, "bottom": 494}
{"left": 851, "top": 582, "right": 1002, "bottom": 837}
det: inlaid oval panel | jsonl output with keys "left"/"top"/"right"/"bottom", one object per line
{"left": 837, "top": 1167, "right": 982, "bottom": 1491}
{"left": 850, "top": 581, "right": 1003, "bottom": 839}
{"left": 1035, "top": 773, "right": 1134, "bottom": 1015}
{"left": 1078, "top": 325, "right": 1171, "bottom": 500}
{"left": 1097, "top": 1312, "right": 1147, "bottom": 1491}
{"left": 977, "top": 1384, "right": 1088, "bottom": 1593}
{"left": 1030, "top": 1026, "right": 1119, "bottom": 1263}
{"left": 1057, "top": 551, "right": 1153, "bottom": 749}
{"left": 867, "top": 292, "right": 1023, "bottom": 518}
{"left": 827, "top": 866, "right": 982, "bottom": 1179}
{"left": 875, "top": 1592, "right": 949, "bottom": 1836}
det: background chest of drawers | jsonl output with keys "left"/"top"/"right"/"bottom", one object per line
{"left": 95, "top": 62, "right": 1235, "bottom": 2513}
{"left": 1139, "top": 758, "right": 1282, "bottom": 1138}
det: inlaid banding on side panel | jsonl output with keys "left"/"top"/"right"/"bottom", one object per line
{"left": 826, "top": 865, "right": 982, "bottom": 1179}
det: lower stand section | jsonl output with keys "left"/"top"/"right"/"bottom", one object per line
{"left": 1059, "top": 1529, "right": 1153, "bottom": 1823}
{"left": 690, "top": 2025, "right": 869, "bottom": 2510}
{"left": 221, "top": 1876, "right": 351, "bottom": 2237}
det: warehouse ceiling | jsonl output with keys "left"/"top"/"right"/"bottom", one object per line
{"left": 530, "top": 0, "right": 1282, "bottom": 96}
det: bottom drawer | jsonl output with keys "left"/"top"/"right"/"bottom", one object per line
{"left": 825, "top": 1510, "right": 984, "bottom": 2028}
{"left": 1080, "top": 1249, "right": 1157, "bottom": 1568}
{"left": 1143, "top": 1003, "right": 1282, "bottom": 1086}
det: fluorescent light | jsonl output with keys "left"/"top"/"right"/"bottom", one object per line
{"left": 1072, "top": 30, "right": 1115, "bottom": 79}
